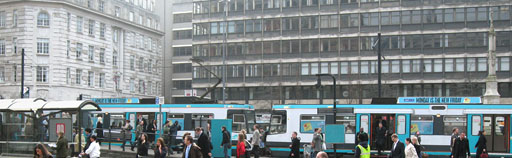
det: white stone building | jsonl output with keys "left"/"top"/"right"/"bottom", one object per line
{"left": 0, "top": 0, "right": 164, "bottom": 100}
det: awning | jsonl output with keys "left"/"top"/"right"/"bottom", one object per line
{"left": 7, "top": 99, "right": 47, "bottom": 112}
{"left": 0, "top": 98, "right": 100, "bottom": 112}
{"left": 41, "top": 100, "right": 100, "bottom": 111}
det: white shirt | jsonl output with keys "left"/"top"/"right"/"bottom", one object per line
{"left": 85, "top": 141, "right": 100, "bottom": 158}
{"left": 185, "top": 144, "right": 191, "bottom": 158}
{"left": 393, "top": 141, "right": 397, "bottom": 151}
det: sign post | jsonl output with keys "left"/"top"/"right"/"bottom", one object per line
{"left": 156, "top": 97, "right": 164, "bottom": 141}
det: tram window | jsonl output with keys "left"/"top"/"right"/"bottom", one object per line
{"left": 495, "top": 116, "right": 505, "bottom": 136}
{"left": 270, "top": 115, "right": 286, "bottom": 134}
{"left": 443, "top": 116, "right": 467, "bottom": 135}
{"left": 167, "top": 114, "right": 185, "bottom": 128}
{"left": 411, "top": 115, "right": 433, "bottom": 135}
{"left": 471, "top": 115, "right": 481, "bottom": 136}
{"left": 300, "top": 115, "right": 325, "bottom": 133}
{"left": 110, "top": 114, "right": 125, "bottom": 129}
{"left": 336, "top": 115, "right": 355, "bottom": 134}
{"left": 192, "top": 114, "right": 213, "bottom": 130}
{"left": 233, "top": 114, "right": 246, "bottom": 132}
{"left": 483, "top": 116, "right": 492, "bottom": 136}
{"left": 397, "top": 115, "right": 406, "bottom": 134}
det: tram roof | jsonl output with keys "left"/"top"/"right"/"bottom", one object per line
{"left": 273, "top": 104, "right": 512, "bottom": 109}
{"left": 99, "top": 104, "right": 254, "bottom": 109}
{"left": 0, "top": 98, "right": 100, "bottom": 112}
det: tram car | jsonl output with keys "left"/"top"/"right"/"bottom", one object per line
{"left": 263, "top": 104, "right": 512, "bottom": 157}
{"left": 89, "top": 104, "right": 256, "bottom": 146}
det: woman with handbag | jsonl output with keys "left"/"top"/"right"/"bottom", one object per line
{"left": 237, "top": 133, "right": 247, "bottom": 158}
{"left": 475, "top": 130, "right": 487, "bottom": 158}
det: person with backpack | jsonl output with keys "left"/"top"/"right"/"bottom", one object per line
{"left": 221, "top": 126, "right": 231, "bottom": 158}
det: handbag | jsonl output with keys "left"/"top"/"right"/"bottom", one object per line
{"left": 480, "top": 152, "right": 489, "bottom": 158}
{"left": 321, "top": 143, "right": 326, "bottom": 151}
{"left": 421, "top": 153, "right": 428, "bottom": 158}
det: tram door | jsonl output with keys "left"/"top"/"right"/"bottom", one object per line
{"left": 370, "top": 114, "right": 396, "bottom": 150}
{"left": 483, "top": 115, "right": 510, "bottom": 153}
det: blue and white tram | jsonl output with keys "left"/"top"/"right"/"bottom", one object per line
{"left": 266, "top": 104, "right": 512, "bottom": 157}
{"left": 90, "top": 104, "right": 256, "bottom": 145}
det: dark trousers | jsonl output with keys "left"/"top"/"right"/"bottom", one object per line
{"left": 252, "top": 145, "right": 260, "bottom": 158}
{"left": 476, "top": 148, "right": 484, "bottom": 158}
{"left": 376, "top": 140, "right": 384, "bottom": 155}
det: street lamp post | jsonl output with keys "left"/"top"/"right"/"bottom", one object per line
{"left": 315, "top": 74, "right": 337, "bottom": 158}
{"left": 222, "top": 0, "right": 229, "bottom": 104}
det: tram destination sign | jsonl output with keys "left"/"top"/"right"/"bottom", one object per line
{"left": 397, "top": 97, "right": 481, "bottom": 104}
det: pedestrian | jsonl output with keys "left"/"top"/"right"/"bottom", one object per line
{"left": 252, "top": 124, "right": 261, "bottom": 158}
{"left": 206, "top": 123, "right": 212, "bottom": 141}
{"left": 72, "top": 128, "right": 85, "bottom": 157}
{"left": 148, "top": 120, "right": 157, "bottom": 145}
{"left": 183, "top": 135, "right": 203, "bottom": 158}
{"left": 355, "top": 131, "right": 369, "bottom": 158}
{"left": 155, "top": 138, "right": 168, "bottom": 158}
{"left": 450, "top": 128, "right": 459, "bottom": 152}
{"left": 163, "top": 121, "right": 172, "bottom": 153}
{"left": 196, "top": 127, "right": 212, "bottom": 158}
{"left": 95, "top": 116, "right": 103, "bottom": 145}
{"left": 182, "top": 132, "right": 192, "bottom": 154}
{"left": 415, "top": 131, "right": 422, "bottom": 145}
{"left": 83, "top": 128, "right": 92, "bottom": 152}
{"left": 81, "top": 135, "right": 100, "bottom": 158}
{"left": 390, "top": 134, "right": 405, "bottom": 158}
{"left": 237, "top": 133, "right": 247, "bottom": 158}
{"left": 405, "top": 138, "right": 418, "bottom": 158}
{"left": 34, "top": 143, "right": 53, "bottom": 158}
{"left": 355, "top": 128, "right": 365, "bottom": 146}
{"left": 451, "top": 133, "right": 470, "bottom": 158}
{"left": 411, "top": 136, "right": 422, "bottom": 158}
{"left": 221, "top": 126, "right": 231, "bottom": 158}
{"left": 133, "top": 120, "right": 145, "bottom": 151}
{"left": 375, "top": 122, "right": 387, "bottom": 155}
{"left": 137, "top": 114, "right": 147, "bottom": 132}
{"left": 315, "top": 151, "right": 328, "bottom": 158}
{"left": 289, "top": 132, "right": 300, "bottom": 158}
{"left": 475, "top": 130, "right": 487, "bottom": 158}
{"left": 56, "top": 132, "right": 68, "bottom": 158}
{"left": 312, "top": 128, "right": 324, "bottom": 158}
{"left": 121, "top": 120, "right": 135, "bottom": 151}
{"left": 170, "top": 121, "right": 181, "bottom": 154}
{"left": 240, "top": 129, "right": 247, "bottom": 140}
{"left": 137, "top": 133, "right": 150, "bottom": 158}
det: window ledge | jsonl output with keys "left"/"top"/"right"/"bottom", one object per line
{"left": 36, "top": 53, "right": 50, "bottom": 56}
{"left": 37, "top": 25, "right": 50, "bottom": 28}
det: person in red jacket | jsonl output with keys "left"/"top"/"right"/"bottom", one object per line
{"left": 237, "top": 133, "right": 247, "bottom": 158}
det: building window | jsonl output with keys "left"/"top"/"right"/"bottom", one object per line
{"left": 37, "top": 38, "right": 49, "bottom": 54}
{"left": 129, "top": 79, "right": 135, "bottom": 92}
{"left": 77, "top": 16, "right": 83, "bottom": 33}
{"left": 98, "top": 0, "right": 105, "bottom": 12}
{"left": 99, "top": 73, "right": 105, "bottom": 88}
{"left": 139, "top": 15, "right": 143, "bottom": 25}
{"left": 76, "top": 43, "right": 82, "bottom": 58}
{"left": 402, "top": 60, "right": 411, "bottom": 73}
{"left": 500, "top": 57, "right": 510, "bottom": 71}
{"left": 445, "top": 59, "right": 454, "bottom": 72}
{"left": 412, "top": 60, "right": 421, "bottom": 73}
{"left": 0, "top": 67, "right": 4, "bottom": 83}
{"left": 173, "top": 63, "right": 192, "bottom": 73}
{"left": 139, "top": 80, "right": 145, "bottom": 94}
{"left": 88, "top": 20, "right": 95, "bottom": 36}
{"left": 36, "top": 66, "right": 49, "bottom": 83}
{"left": 66, "top": 68, "right": 71, "bottom": 84}
{"left": 173, "top": 30, "right": 192, "bottom": 40}
{"left": 423, "top": 59, "right": 432, "bottom": 73}
{"left": 174, "top": 13, "right": 192, "bottom": 23}
{"left": 455, "top": 58, "right": 465, "bottom": 72}
{"left": 138, "top": 57, "right": 144, "bottom": 71}
{"left": 88, "top": 45, "right": 94, "bottom": 61}
{"left": 112, "top": 50, "right": 118, "bottom": 67}
{"left": 0, "top": 12, "right": 5, "bottom": 27}
{"left": 66, "top": 40, "right": 70, "bottom": 57}
{"left": 114, "top": 75, "right": 120, "bottom": 90}
{"left": 67, "top": 13, "right": 71, "bottom": 30}
{"left": 76, "top": 69, "right": 82, "bottom": 84}
{"left": 468, "top": 58, "right": 476, "bottom": 72}
{"left": 173, "top": 47, "right": 192, "bottom": 56}
{"left": 130, "top": 55, "right": 135, "bottom": 70}
{"left": 113, "top": 29, "right": 119, "bottom": 43}
{"left": 87, "top": 71, "right": 94, "bottom": 87}
{"left": 433, "top": 59, "right": 443, "bottom": 72}
{"left": 87, "top": 0, "right": 94, "bottom": 8}
{"left": 99, "top": 48, "right": 105, "bottom": 63}
{"left": 382, "top": 61, "right": 390, "bottom": 73}
{"left": 13, "top": 10, "right": 18, "bottom": 27}
{"left": 0, "top": 39, "right": 4, "bottom": 55}
{"left": 129, "top": 12, "right": 134, "bottom": 21}
{"left": 148, "top": 59, "right": 153, "bottom": 72}
{"left": 12, "top": 37, "right": 17, "bottom": 54}
{"left": 37, "top": 12, "right": 50, "bottom": 27}
{"left": 477, "top": 58, "right": 487, "bottom": 72}
{"left": 115, "top": 6, "right": 120, "bottom": 17}
{"left": 173, "top": 80, "right": 192, "bottom": 89}
{"left": 100, "top": 23, "right": 106, "bottom": 38}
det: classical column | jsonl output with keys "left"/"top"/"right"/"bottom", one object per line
{"left": 483, "top": 11, "right": 500, "bottom": 104}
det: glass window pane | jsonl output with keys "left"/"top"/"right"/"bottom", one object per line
{"left": 445, "top": 59, "right": 454, "bottom": 72}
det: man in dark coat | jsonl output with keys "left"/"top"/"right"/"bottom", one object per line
{"left": 452, "top": 133, "right": 470, "bottom": 158}
{"left": 136, "top": 114, "right": 147, "bottom": 132}
{"left": 355, "top": 128, "right": 366, "bottom": 145}
{"left": 95, "top": 117, "right": 103, "bottom": 145}
{"left": 56, "top": 131, "right": 69, "bottom": 158}
{"left": 390, "top": 134, "right": 405, "bottom": 158}
{"left": 375, "top": 122, "right": 387, "bottom": 155}
{"left": 195, "top": 127, "right": 212, "bottom": 158}
{"left": 290, "top": 132, "right": 300, "bottom": 158}
{"left": 170, "top": 121, "right": 182, "bottom": 154}
{"left": 183, "top": 135, "right": 203, "bottom": 158}
{"left": 221, "top": 126, "right": 231, "bottom": 158}
{"left": 83, "top": 128, "right": 92, "bottom": 152}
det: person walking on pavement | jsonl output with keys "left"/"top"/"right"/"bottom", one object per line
{"left": 83, "top": 128, "right": 92, "bottom": 152}
{"left": 411, "top": 136, "right": 422, "bottom": 158}
{"left": 405, "top": 138, "right": 418, "bottom": 158}
{"left": 415, "top": 131, "right": 422, "bottom": 145}
{"left": 312, "top": 128, "right": 325, "bottom": 158}
{"left": 221, "top": 126, "right": 231, "bottom": 158}
{"left": 81, "top": 135, "right": 100, "bottom": 158}
{"left": 155, "top": 138, "right": 168, "bottom": 158}
{"left": 390, "top": 134, "right": 405, "bottom": 158}
{"left": 95, "top": 116, "right": 103, "bottom": 145}
{"left": 133, "top": 120, "right": 145, "bottom": 151}
{"left": 163, "top": 121, "right": 172, "bottom": 154}
{"left": 183, "top": 135, "right": 203, "bottom": 158}
{"left": 137, "top": 114, "right": 147, "bottom": 132}
{"left": 72, "top": 128, "right": 85, "bottom": 157}
{"left": 56, "top": 132, "right": 68, "bottom": 158}
{"left": 354, "top": 130, "right": 370, "bottom": 158}
{"left": 148, "top": 120, "right": 157, "bottom": 145}
{"left": 137, "top": 133, "right": 150, "bottom": 158}
{"left": 237, "top": 133, "right": 247, "bottom": 158}
{"left": 452, "top": 133, "right": 470, "bottom": 158}
{"left": 170, "top": 121, "right": 182, "bottom": 154}
{"left": 289, "top": 132, "right": 300, "bottom": 158}
{"left": 475, "top": 130, "right": 487, "bottom": 158}
{"left": 375, "top": 122, "right": 387, "bottom": 155}
{"left": 451, "top": 128, "right": 460, "bottom": 152}
{"left": 355, "top": 128, "right": 365, "bottom": 146}
{"left": 34, "top": 143, "right": 52, "bottom": 158}
{"left": 252, "top": 124, "right": 261, "bottom": 158}
{"left": 121, "top": 120, "right": 135, "bottom": 151}
{"left": 196, "top": 127, "right": 212, "bottom": 158}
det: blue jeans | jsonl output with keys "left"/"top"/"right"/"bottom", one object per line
{"left": 311, "top": 151, "right": 318, "bottom": 158}
{"left": 223, "top": 143, "right": 230, "bottom": 158}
